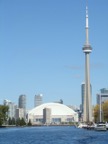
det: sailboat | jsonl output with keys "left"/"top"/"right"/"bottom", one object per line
{"left": 94, "top": 95, "right": 107, "bottom": 131}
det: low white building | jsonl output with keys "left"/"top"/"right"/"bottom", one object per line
{"left": 28, "top": 103, "right": 78, "bottom": 125}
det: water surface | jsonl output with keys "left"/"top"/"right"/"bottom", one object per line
{"left": 0, "top": 126, "right": 108, "bottom": 144}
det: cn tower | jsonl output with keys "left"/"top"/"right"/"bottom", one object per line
{"left": 82, "top": 5, "right": 92, "bottom": 122}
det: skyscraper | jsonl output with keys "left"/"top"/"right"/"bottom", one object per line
{"left": 96, "top": 88, "right": 108, "bottom": 104}
{"left": 82, "top": 5, "right": 92, "bottom": 122}
{"left": 4, "top": 99, "right": 17, "bottom": 119}
{"left": 34, "top": 94, "right": 43, "bottom": 107}
{"left": 18, "top": 95, "right": 26, "bottom": 119}
{"left": 81, "top": 82, "right": 92, "bottom": 114}
{"left": 81, "top": 82, "right": 85, "bottom": 113}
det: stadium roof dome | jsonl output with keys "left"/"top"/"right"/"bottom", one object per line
{"left": 28, "top": 102, "right": 77, "bottom": 116}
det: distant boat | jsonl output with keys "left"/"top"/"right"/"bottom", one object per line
{"left": 94, "top": 123, "right": 107, "bottom": 131}
{"left": 105, "top": 122, "right": 108, "bottom": 130}
{"left": 0, "top": 125, "right": 7, "bottom": 128}
{"left": 77, "top": 123, "right": 87, "bottom": 128}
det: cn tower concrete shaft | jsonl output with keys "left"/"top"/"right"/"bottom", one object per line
{"left": 84, "top": 53, "right": 92, "bottom": 122}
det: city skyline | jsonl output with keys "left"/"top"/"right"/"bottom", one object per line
{"left": 0, "top": 0, "right": 108, "bottom": 109}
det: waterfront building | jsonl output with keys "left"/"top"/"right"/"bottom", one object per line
{"left": 96, "top": 88, "right": 108, "bottom": 104}
{"left": 28, "top": 103, "right": 78, "bottom": 125}
{"left": 81, "top": 82, "right": 92, "bottom": 114}
{"left": 43, "top": 108, "right": 51, "bottom": 124}
{"left": 81, "top": 82, "right": 85, "bottom": 113}
{"left": 54, "top": 99, "right": 63, "bottom": 104}
{"left": 16, "top": 108, "right": 24, "bottom": 119}
{"left": 34, "top": 94, "right": 43, "bottom": 107}
{"left": 68, "top": 105, "right": 81, "bottom": 121}
{"left": 3, "top": 99, "right": 17, "bottom": 119}
{"left": 18, "top": 95, "right": 26, "bottom": 119}
{"left": 82, "top": 5, "right": 92, "bottom": 122}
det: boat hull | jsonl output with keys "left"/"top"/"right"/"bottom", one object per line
{"left": 95, "top": 124, "right": 107, "bottom": 131}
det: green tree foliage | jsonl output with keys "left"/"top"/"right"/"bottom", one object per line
{"left": 28, "top": 119, "right": 32, "bottom": 126}
{"left": 0, "top": 105, "right": 9, "bottom": 126}
{"left": 93, "top": 104, "right": 100, "bottom": 122}
{"left": 93, "top": 100, "right": 108, "bottom": 122}
{"left": 8, "top": 117, "right": 12, "bottom": 125}
{"left": 8, "top": 117, "right": 16, "bottom": 125}
{"left": 102, "top": 101, "right": 108, "bottom": 122}
{"left": 20, "top": 118, "right": 26, "bottom": 126}
{"left": 16, "top": 118, "right": 21, "bottom": 126}
{"left": 12, "top": 117, "right": 16, "bottom": 125}
{"left": 16, "top": 118, "right": 26, "bottom": 126}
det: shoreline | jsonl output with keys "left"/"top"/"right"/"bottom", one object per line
{"left": 0, "top": 124, "right": 75, "bottom": 128}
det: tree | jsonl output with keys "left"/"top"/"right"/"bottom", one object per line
{"left": 27, "top": 119, "right": 32, "bottom": 126}
{"left": 93, "top": 104, "right": 99, "bottom": 122}
{"left": 12, "top": 117, "right": 16, "bottom": 125}
{"left": 20, "top": 118, "right": 26, "bottom": 126}
{"left": 8, "top": 117, "right": 16, "bottom": 125}
{"left": 93, "top": 100, "right": 108, "bottom": 122}
{"left": 16, "top": 118, "right": 26, "bottom": 126}
{"left": 102, "top": 101, "right": 108, "bottom": 121}
{"left": 16, "top": 118, "right": 21, "bottom": 126}
{"left": 0, "top": 105, "right": 9, "bottom": 126}
{"left": 8, "top": 117, "right": 12, "bottom": 125}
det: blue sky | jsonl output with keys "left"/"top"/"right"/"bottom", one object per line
{"left": 0, "top": 0, "right": 108, "bottom": 109}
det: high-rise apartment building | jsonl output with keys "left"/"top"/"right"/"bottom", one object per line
{"left": 18, "top": 95, "right": 26, "bottom": 119}
{"left": 81, "top": 83, "right": 92, "bottom": 114}
{"left": 81, "top": 83, "right": 85, "bottom": 113}
{"left": 96, "top": 88, "right": 108, "bottom": 104}
{"left": 34, "top": 94, "right": 43, "bottom": 107}
{"left": 4, "top": 99, "right": 17, "bottom": 119}
{"left": 16, "top": 108, "right": 24, "bottom": 119}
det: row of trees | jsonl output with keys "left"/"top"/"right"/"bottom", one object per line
{"left": 0, "top": 105, "right": 32, "bottom": 126}
{"left": 93, "top": 100, "right": 108, "bottom": 122}
{"left": 8, "top": 117, "right": 32, "bottom": 126}
{"left": 0, "top": 105, "right": 9, "bottom": 125}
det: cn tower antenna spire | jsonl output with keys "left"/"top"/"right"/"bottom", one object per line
{"left": 85, "top": 1, "right": 89, "bottom": 45}
{"left": 86, "top": 4, "right": 88, "bottom": 28}
{"left": 86, "top": 0, "right": 88, "bottom": 9}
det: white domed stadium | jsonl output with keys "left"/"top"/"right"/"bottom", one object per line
{"left": 28, "top": 103, "right": 78, "bottom": 125}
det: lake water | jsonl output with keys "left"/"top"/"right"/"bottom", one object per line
{"left": 0, "top": 126, "right": 108, "bottom": 144}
